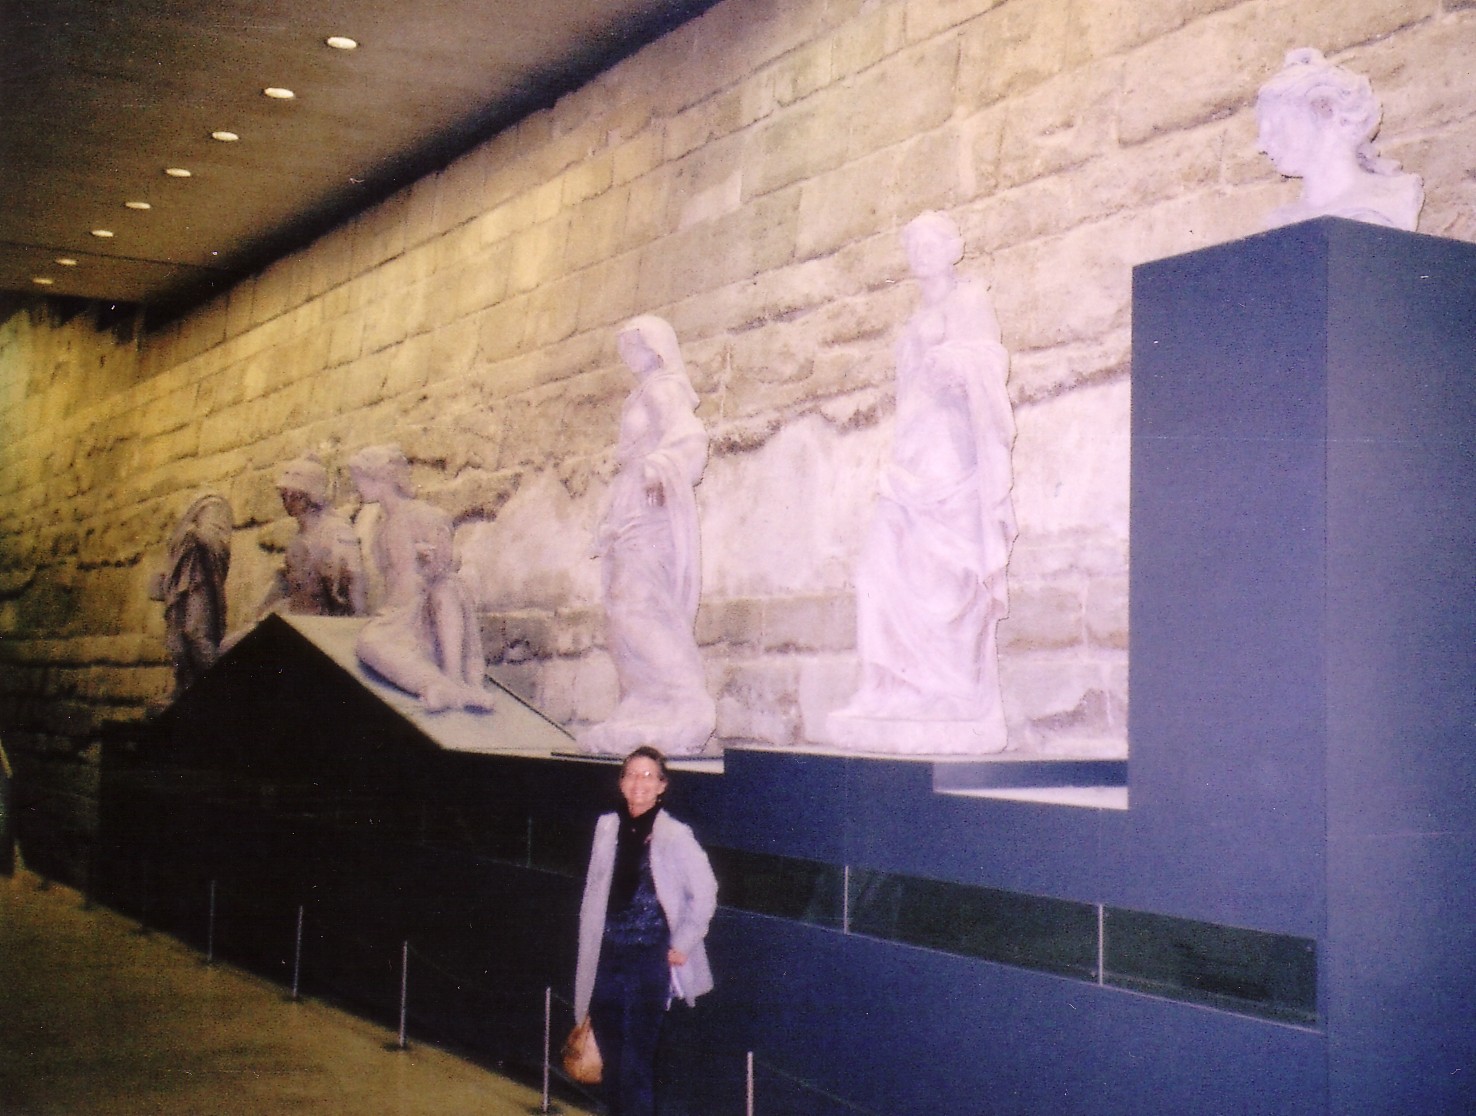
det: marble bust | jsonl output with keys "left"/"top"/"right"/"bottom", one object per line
{"left": 1256, "top": 47, "right": 1423, "bottom": 232}
{"left": 257, "top": 455, "right": 367, "bottom": 619}
{"left": 829, "top": 212, "right": 1017, "bottom": 754}
{"left": 347, "top": 445, "right": 493, "bottom": 714}
{"left": 150, "top": 492, "right": 233, "bottom": 702}
{"left": 579, "top": 315, "right": 716, "bottom": 756}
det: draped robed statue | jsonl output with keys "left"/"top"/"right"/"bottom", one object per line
{"left": 580, "top": 316, "right": 716, "bottom": 757}
{"left": 829, "top": 212, "right": 1018, "bottom": 755}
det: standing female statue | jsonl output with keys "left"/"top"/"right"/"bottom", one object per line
{"left": 347, "top": 445, "right": 493, "bottom": 714}
{"left": 1256, "top": 47, "right": 1423, "bottom": 231}
{"left": 830, "top": 212, "right": 1017, "bottom": 754}
{"left": 580, "top": 316, "right": 715, "bottom": 757}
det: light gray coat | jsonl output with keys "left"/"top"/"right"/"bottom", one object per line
{"left": 573, "top": 809, "right": 718, "bottom": 1022}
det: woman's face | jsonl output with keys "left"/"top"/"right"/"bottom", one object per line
{"left": 620, "top": 755, "right": 667, "bottom": 817}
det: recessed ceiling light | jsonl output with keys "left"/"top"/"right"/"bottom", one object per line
{"left": 165, "top": 167, "right": 192, "bottom": 178}
{"left": 263, "top": 87, "right": 295, "bottom": 99}
{"left": 326, "top": 36, "right": 358, "bottom": 50}
{"left": 211, "top": 130, "right": 240, "bottom": 142}
{"left": 33, "top": 276, "right": 55, "bottom": 286}
{"left": 91, "top": 229, "right": 115, "bottom": 238}
{"left": 125, "top": 200, "right": 152, "bottom": 210}
{"left": 55, "top": 258, "right": 78, "bottom": 267}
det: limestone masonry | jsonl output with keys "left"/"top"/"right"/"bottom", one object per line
{"left": 4, "top": 0, "right": 1475, "bottom": 868}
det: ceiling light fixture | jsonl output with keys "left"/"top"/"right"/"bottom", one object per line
{"left": 91, "top": 229, "right": 115, "bottom": 238}
{"left": 211, "top": 130, "right": 240, "bottom": 142}
{"left": 165, "top": 167, "right": 192, "bottom": 178}
{"left": 33, "top": 276, "right": 55, "bottom": 286}
{"left": 326, "top": 36, "right": 358, "bottom": 50}
{"left": 55, "top": 258, "right": 78, "bottom": 267}
{"left": 125, "top": 201, "right": 152, "bottom": 210}
{"left": 263, "top": 87, "right": 296, "bottom": 99}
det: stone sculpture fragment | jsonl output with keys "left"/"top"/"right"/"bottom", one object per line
{"left": 579, "top": 316, "right": 716, "bottom": 756}
{"left": 1256, "top": 47, "right": 1423, "bottom": 232}
{"left": 829, "top": 211, "right": 1017, "bottom": 754}
{"left": 257, "top": 455, "right": 367, "bottom": 619}
{"left": 150, "top": 491, "right": 233, "bottom": 703}
{"left": 348, "top": 444, "right": 493, "bottom": 714}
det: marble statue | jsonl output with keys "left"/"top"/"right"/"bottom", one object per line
{"left": 829, "top": 212, "right": 1017, "bottom": 754}
{"left": 256, "top": 455, "right": 367, "bottom": 618}
{"left": 1256, "top": 47, "right": 1423, "bottom": 232}
{"left": 150, "top": 492, "right": 233, "bottom": 702}
{"left": 347, "top": 445, "right": 493, "bottom": 713}
{"left": 579, "top": 315, "right": 716, "bottom": 756}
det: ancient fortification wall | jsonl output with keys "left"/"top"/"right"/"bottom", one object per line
{"left": 3, "top": 0, "right": 1475, "bottom": 866}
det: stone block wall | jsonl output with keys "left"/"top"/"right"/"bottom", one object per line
{"left": 4, "top": 0, "right": 1476, "bottom": 866}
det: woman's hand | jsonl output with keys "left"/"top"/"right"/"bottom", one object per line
{"left": 667, "top": 948, "right": 687, "bottom": 967}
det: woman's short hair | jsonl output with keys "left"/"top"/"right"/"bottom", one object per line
{"left": 621, "top": 745, "right": 670, "bottom": 783}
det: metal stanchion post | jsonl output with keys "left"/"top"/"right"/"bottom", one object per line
{"left": 291, "top": 905, "right": 304, "bottom": 1001}
{"left": 542, "top": 986, "right": 552, "bottom": 1114}
{"left": 747, "top": 1050, "right": 755, "bottom": 1116}
{"left": 397, "top": 940, "right": 409, "bottom": 1050}
{"left": 206, "top": 880, "right": 216, "bottom": 964}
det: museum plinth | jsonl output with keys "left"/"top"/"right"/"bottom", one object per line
{"left": 90, "top": 219, "right": 1474, "bottom": 1115}
{"left": 1132, "top": 217, "right": 1476, "bottom": 1114}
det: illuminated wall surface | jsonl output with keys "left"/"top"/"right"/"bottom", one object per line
{"left": 90, "top": 221, "right": 1475, "bottom": 1114}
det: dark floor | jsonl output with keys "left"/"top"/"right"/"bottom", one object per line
{"left": 0, "top": 870, "right": 595, "bottom": 1115}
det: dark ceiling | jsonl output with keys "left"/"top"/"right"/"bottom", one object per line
{"left": 0, "top": 0, "right": 715, "bottom": 325}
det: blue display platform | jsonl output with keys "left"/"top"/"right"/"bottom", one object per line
{"left": 1131, "top": 217, "right": 1476, "bottom": 1115}
{"left": 94, "top": 219, "right": 1475, "bottom": 1114}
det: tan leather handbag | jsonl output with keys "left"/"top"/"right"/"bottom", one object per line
{"left": 561, "top": 1017, "right": 602, "bottom": 1085}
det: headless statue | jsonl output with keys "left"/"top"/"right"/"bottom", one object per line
{"left": 150, "top": 492, "right": 233, "bottom": 703}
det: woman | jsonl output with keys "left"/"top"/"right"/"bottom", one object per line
{"left": 347, "top": 444, "right": 492, "bottom": 713}
{"left": 579, "top": 316, "right": 715, "bottom": 757}
{"left": 830, "top": 211, "right": 1017, "bottom": 753}
{"left": 1255, "top": 47, "right": 1423, "bottom": 231}
{"left": 573, "top": 746, "right": 718, "bottom": 1116}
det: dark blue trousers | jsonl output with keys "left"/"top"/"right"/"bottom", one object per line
{"left": 589, "top": 941, "right": 669, "bottom": 1116}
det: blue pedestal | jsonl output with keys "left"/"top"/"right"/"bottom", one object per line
{"left": 1132, "top": 217, "right": 1476, "bottom": 1114}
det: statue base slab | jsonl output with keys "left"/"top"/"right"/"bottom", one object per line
{"left": 826, "top": 711, "right": 1008, "bottom": 755}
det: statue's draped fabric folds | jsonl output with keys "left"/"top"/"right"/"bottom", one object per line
{"left": 152, "top": 492, "right": 233, "bottom": 703}
{"left": 830, "top": 212, "right": 1017, "bottom": 755}
{"left": 580, "top": 315, "right": 715, "bottom": 757}
{"left": 349, "top": 444, "right": 494, "bottom": 714}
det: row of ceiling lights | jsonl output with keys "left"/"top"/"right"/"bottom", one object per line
{"left": 31, "top": 35, "right": 360, "bottom": 291}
